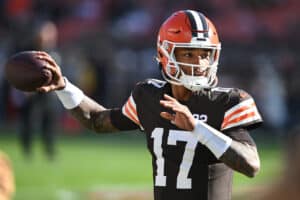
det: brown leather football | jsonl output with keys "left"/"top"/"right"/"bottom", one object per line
{"left": 4, "top": 51, "right": 52, "bottom": 92}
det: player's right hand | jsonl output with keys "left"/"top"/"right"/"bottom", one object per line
{"left": 160, "top": 94, "right": 196, "bottom": 131}
{"left": 35, "top": 52, "right": 66, "bottom": 93}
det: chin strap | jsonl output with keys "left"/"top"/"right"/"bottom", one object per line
{"left": 180, "top": 73, "right": 210, "bottom": 92}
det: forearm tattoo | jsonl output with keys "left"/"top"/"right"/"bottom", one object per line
{"left": 69, "top": 96, "right": 119, "bottom": 133}
{"left": 90, "top": 110, "right": 119, "bottom": 132}
{"left": 219, "top": 141, "right": 260, "bottom": 177}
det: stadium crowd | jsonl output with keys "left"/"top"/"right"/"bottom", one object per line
{"left": 0, "top": 0, "right": 299, "bottom": 134}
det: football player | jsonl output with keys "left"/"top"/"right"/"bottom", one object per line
{"left": 36, "top": 10, "right": 263, "bottom": 200}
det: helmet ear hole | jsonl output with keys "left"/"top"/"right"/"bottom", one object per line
{"left": 158, "top": 52, "right": 163, "bottom": 59}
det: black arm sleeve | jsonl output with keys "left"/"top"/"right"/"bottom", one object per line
{"left": 110, "top": 108, "right": 139, "bottom": 131}
{"left": 224, "top": 128, "right": 256, "bottom": 146}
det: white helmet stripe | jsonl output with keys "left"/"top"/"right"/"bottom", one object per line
{"left": 184, "top": 11, "right": 197, "bottom": 38}
{"left": 186, "top": 10, "right": 209, "bottom": 39}
{"left": 198, "top": 13, "right": 209, "bottom": 38}
{"left": 188, "top": 10, "right": 203, "bottom": 38}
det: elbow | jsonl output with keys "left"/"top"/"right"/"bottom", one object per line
{"left": 244, "top": 145, "right": 261, "bottom": 178}
{"left": 246, "top": 158, "right": 261, "bottom": 178}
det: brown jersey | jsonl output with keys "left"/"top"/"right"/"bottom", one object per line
{"left": 111, "top": 79, "right": 263, "bottom": 200}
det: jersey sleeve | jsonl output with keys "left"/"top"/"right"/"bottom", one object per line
{"left": 121, "top": 84, "right": 144, "bottom": 130}
{"left": 110, "top": 108, "right": 139, "bottom": 131}
{"left": 221, "top": 90, "right": 263, "bottom": 131}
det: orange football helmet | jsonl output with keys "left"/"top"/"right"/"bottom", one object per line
{"left": 157, "top": 10, "right": 221, "bottom": 91}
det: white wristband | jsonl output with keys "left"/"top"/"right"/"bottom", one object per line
{"left": 192, "top": 120, "right": 232, "bottom": 158}
{"left": 55, "top": 77, "right": 84, "bottom": 109}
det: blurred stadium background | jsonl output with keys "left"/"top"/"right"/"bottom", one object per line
{"left": 0, "top": 0, "right": 299, "bottom": 199}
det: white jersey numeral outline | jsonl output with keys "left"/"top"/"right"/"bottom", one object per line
{"left": 151, "top": 128, "right": 198, "bottom": 189}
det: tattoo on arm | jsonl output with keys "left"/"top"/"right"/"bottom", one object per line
{"left": 69, "top": 96, "right": 119, "bottom": 133}
{"left": 220, "top": 141, "right": 259, "bottom": 177}
{"left": 219, "top": 129, "right": 260, "bottom": 177}
{"left": 90, "top": 110, "right": 119, "bottom": 132}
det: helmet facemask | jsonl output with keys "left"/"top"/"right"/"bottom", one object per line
{"left": 159, "top": 40, "right": 220, "bottom": 92}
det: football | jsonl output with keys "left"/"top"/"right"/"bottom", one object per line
{"left": 4, "top": 51, "right": 53, "bottom": 92}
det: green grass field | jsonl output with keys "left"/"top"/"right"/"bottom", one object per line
{"left": 0, "top": 130, "right": 283, "bottom": 200}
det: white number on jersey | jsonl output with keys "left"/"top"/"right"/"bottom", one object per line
{"left": 151, "top": 128, "right": 198, "bottom": 189}
{"left": 146, "top": 79, "right": 166, "bottom": 88}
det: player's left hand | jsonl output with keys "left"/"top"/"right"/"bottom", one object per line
{"left": 160, "top": 94, "right": 196, "bottom": 131}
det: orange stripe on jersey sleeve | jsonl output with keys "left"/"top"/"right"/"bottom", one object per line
{"left": 127, "top": 98, "right": 138, "bottom": 117}
{"left": 122, "top": 95, "right": 141, "bottom": 126}
{"left": 222, "top": 102, "right": 255, "bottom": 126}
{"left": 221, "top": 111, "right": 256, "bottom": 129}
{"left": 221, "top": 97, "right": 262, "bottom": 130}
{"left": 124, "top": 103, "right": 140, "bottom": 125}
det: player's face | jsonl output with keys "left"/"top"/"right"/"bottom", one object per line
{"left": 174, "top": 48, "right": 211, "bottom": 76}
